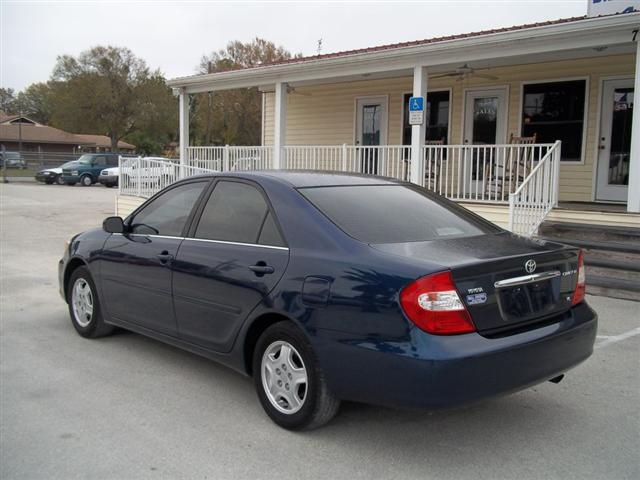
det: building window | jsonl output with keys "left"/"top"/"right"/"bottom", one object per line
{"left": 521, "top": 80, "right": 586, "bottom": 161}
{"left": 402, "top": 91, "right": 450, "bottom": 145}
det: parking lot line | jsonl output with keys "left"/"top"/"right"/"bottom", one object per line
{"left": 595, "top": 326, "right": 640, "bottom": 349}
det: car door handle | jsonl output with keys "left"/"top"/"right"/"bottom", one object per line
{"left": 249, "top": 263, "right": 275, "bottom": 275}
{"left": 156, "top": 252, "right": 174, "bottom": 264}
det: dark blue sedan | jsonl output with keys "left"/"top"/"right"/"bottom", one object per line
{"left": 59, "top": 172, "right": 597, "bottom": 430}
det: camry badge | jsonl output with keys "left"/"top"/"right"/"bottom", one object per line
{"left": 525, "top": 259, "right": 537, "bottom": 274}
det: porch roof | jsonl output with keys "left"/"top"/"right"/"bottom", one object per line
{"left": 168, "top": 12, "right": 640, "bottom": 93}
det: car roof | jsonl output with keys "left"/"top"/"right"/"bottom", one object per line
{"left": 214, "top": 170, "right": 405, "bottom": 188}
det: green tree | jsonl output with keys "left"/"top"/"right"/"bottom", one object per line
{"left": 49, "top": 46, "right": 176, "bottom": 152}
{"left": 193, "top": 38, "right": 300, "bottom": 146}
{"left": 13, "top": 83, "right": 54, "bottom": 124}
{"left": 0, "top": 87, "right": 16, "bottom": 114}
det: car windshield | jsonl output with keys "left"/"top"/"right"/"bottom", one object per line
{"left": 77, "top": 155, "right": 94, "bottom": 165}
{"left": 299, "top": 184, "right": 499, "bottom": 244}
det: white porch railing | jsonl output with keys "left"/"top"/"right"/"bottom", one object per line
{"left": 187, "top": 145, "right": 273, "bottom": 171}
{"left": 508, "top": 141, "right": 561, "bottom": 236}
{"left": 282, "top": 145, "right": 409, "bottom": 181}
{"left": 122, "top": 143, "right": 561, "bottom": 236}
{"left": 420, "top": 143, "right": 555, "bottom": 202}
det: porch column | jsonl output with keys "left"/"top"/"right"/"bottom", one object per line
{"left": 273, "top": 82, "right": 287, "bottom": 169}
{"left": 410, "top": 66, "right": 428, "bottom": 185}
{"left": 179, "top": 87, "right": 189, "bottom": 165}
{"left": 628, "top": 40, "right": 640, "bottom": 212}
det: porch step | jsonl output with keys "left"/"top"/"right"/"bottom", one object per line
{"left": 545, "top": 207, "right": 640, "bottom": 229}
{"left": 538, "top": 221, "right": 640, "bottom": 302}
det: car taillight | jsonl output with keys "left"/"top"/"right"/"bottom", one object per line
{"left": 572, "top": 250, "right": 586, "bottom": 305}
{"left": 400, "top": 271, "right": 476, "bottom": 335}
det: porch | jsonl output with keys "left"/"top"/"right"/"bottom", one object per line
{"left": 126, "top": 12, "right": 640, "bottom": 235}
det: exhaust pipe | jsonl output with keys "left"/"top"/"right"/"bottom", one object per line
{"left": 549, "top": 374, "right": 564, "bottom": 384}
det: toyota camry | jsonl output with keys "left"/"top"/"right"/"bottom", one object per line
{"left": 58, "top": 171, "right": 597, "bottom": 430}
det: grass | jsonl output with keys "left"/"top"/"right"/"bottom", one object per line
{"left": 1, "top": 167, "right": 38, "bottom": 178}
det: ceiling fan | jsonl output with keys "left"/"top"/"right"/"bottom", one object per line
{"left": 430, "top": 64, "right": 498, "bottom": 81}
{"left": 286, "top": 85, "right": 312, "bottom": 96}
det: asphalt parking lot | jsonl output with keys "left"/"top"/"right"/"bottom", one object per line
{"left": 1, "top": 182, "right": 639, "bottom": 480}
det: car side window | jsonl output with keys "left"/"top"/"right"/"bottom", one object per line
{"left": 106, "top": 156, "right": 118, "bottom": 167}
{"left": 195, "top": 181, "right": 285, "bottom": 246}
{"left": 258, "top": 212, "right": 286, "bottom": 247}
{"left": 130, "top": 181, "right": 206, "bottom": 236}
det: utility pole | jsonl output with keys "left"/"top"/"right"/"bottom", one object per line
{"left": 317, "top": 38, "right": 323, "bottom": 55}
{"left": 18, "top": 110, "right": 23, "bottom": 155}
{"left": 1, "top": 143, "right": 7, "bottom": 183}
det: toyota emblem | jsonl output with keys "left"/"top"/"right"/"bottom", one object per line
{"left": 525, "top": 259, "right": 537, "bottom": 273}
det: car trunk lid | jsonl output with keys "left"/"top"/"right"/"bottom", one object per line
{"left": 373, "top": 232, "right": 580, "bottom": 334}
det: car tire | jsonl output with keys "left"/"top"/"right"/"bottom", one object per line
{"left": 80, "top": 175, "right": 93, "bottom": 187}
{"left": 67, "top": 266, "right": 114, "bottom": 338}
{"left": 105, "top": 183, "right": 114, "bottom": 188}
{"left": 253, "top": 321, "right": 340, "bottom": 430}
{"left": 56, "top": 175, "right": 65, "bottom": 185}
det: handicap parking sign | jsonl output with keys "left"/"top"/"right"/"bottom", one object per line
{"left": 409, "top": 96, "right": 424, "bottom": 125}
{"left": 409, "top": 96, "right": 424, "bottom": 112}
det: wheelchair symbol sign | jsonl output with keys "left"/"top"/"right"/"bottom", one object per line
{"left": 408, "top": 96, "right": 424, "bottom": 125}
{"left": 409, "top": 96, "right": 424, "bottom": 112}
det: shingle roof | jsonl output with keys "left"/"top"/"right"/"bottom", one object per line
{"left": 259, "top": 15, "right": 590, "bottom": 69}
{"left": 74, "top": 134, "right": 135, "bottom": 150}
{"left": 0, "top": 123, "right": 88, "bottom": 145}
{"left": 172, "top": 12, "right": 635, "bottom": 84}
{"left": 0, "top": 124, "right": 135, "bottom": 149}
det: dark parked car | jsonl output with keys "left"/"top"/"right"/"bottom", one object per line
{"left": 59, "top": 172, "right": 596, "bottom": 430}
{"left": 61, "top": 153, "right": 119, "bottom": 186}
{"left": 35, "top": 160, "right": 79, "bottom": 185}
{"left": 0, "top": 151, "right": 27, "bottom": 169}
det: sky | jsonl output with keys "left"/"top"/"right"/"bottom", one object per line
{"left": 1, "top": 0, "right": 588, "bottom": 92}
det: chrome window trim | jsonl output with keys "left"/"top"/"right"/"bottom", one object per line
{"left": 183, "top": 237, "right": 289, "bottom": 251}
{"left": 113, "top": 233, "right": 184, "bottom": 241}
{"left": 112, "top": 233, "right": 289, "bottom": 251}
{"left": 494, "top": 270, "right": 561, "bottom": 289}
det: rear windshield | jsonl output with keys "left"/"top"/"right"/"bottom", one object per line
{"left": 300, "top": 185, "right": 498, "bottom": 244}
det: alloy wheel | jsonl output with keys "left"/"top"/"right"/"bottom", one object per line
{"left": 261, "top": 341, "right": 308, "bottom": 414}
{"left": 71, "top": 277, "right": 94, "bottom": 327}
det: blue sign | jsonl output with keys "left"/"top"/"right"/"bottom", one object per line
{"left": 409, "top": 96, "right": 424, "bottom": 112}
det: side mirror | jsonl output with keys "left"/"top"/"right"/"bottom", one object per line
{"left": 103, "top": 216, "right": 125, "bottom": 234}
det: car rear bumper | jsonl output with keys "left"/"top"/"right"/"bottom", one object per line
{"left": 314, "top": 302, "right": 597, "bottom": 410}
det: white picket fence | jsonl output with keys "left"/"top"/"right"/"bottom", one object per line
{"left": 120, "top": 142, "right": 562, "bottom": 236}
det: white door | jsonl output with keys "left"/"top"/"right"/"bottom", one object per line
{"left": 356, "top": 97, "right": 387, "bottom": 175}
{"left": 595, "top": 79, "right": 633, "bottom": 202}
{"left": 463, "top": 89, "right": 508, "bottom": 196}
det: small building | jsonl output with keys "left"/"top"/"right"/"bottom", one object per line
{"left": 0, "top": 114, "right": 135, "bottom": 163}
{"left": 74, "top": 134, "right": 135, "bottom": 153}
{"left": 158, "top": 11, "right": 640, "bottom": 235}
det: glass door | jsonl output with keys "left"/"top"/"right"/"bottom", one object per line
{"left": 463, "top": 89, "right": 508, "bottom": 197}
{"left": 356, "top": 97, "right": 387, "bottom": 175}
{"left": 596, "top": 79, "right": 633, "bottom": 202}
